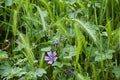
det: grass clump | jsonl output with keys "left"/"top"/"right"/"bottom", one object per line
{"left": 0, "top": 0, "right": 120, "bottom": 80}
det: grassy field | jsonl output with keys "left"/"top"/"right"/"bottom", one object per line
{"left": 0, "top": 0, "right": 120, "bottom": 80}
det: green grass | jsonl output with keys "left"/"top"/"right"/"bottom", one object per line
{"left": 0, "top": 0, "right": 120, "bottom": 80}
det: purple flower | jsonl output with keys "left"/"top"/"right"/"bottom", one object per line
{"left": 67, "top": 69, "right": 73, "bottom": 76}
{"left": 55, "top": 38, "right": 60, "bottom": 47}
{"left": 44, "top": 51, "right": 57, "bottom": 64}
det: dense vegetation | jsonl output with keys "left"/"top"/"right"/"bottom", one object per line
{"left": 0, "top": 0, "right": 120, "bottom": 80}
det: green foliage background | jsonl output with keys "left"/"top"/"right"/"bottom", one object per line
{"left": 0, "top": 0, "right": 120, "bottom": 80}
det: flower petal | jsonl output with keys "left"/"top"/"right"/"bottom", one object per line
{"left": 44, "top": 56, "right": 50, "bottom": 61}
{"left": 53, "top": 57, "right": 57, "bottom": 61}
{"left": 47, "top": 51, "right": 53, "bottom": 57}
{"left": 67, "top": 69, "right": 73, "bottom": 75}
{"left": 48, "top": 60, "right": 53, "bottom": 64}
{"left": 53, "top": 52, "right": 57, "bottom": 56}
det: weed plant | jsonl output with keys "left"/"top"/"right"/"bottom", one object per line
{"left": 0, "top": 0, "right": 120, "bottom": 80}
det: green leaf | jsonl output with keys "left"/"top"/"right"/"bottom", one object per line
{"left": 61, "top": 44, "right": 76, "bottom": 59}
{"left": 52, "top": 62, "right": 64, "bottom": 68}
{"left": 77, "top": 73, "right": 86, "bottom": 80}
{"left": 113, "top": 66, "right": 120, "bottom": 79}
{"left": 0, "top": 50, "right": 8, "bottom": 59}
{"left": 41, "top": 46, "right": 51, "bottom": 52}
{"left": 7, "top": 67, "right": 23, "bottom": 79}
{"left": 36, "top": 5, "right": 47, "bottom": 31}
{"left": 52, "top": 62, "right": 71, "bottom": 68}
{"left": 72, "top": 19, "right": 98, "bottom": 46}
{"left": 53, "top": 68, "right": 64, "bottom": 79}
{"left": 5, "top": 0, "right": 13, "bottom": 6}
{"left": 0, "top": 63, "right": 25, "bottom": 80}
{"left": 14, "top": 58, "right": 27, "bottom": 66}
{"left": 105, "top": 49, "right": 115, "bottom": 59}
{"left": 0, "top": 62, "right": 12, "bottom": 78}
{"left": 95, "top": 49, "right": 115, "bottom": 62}
{"left": 35, "top": 68, "right": 46, "bottom": 77}
{"left": 19, "top": 71, "right": 36, "bottom": 80}
{"left": 13, "top": 44, "right": 24, "bottom": 52}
